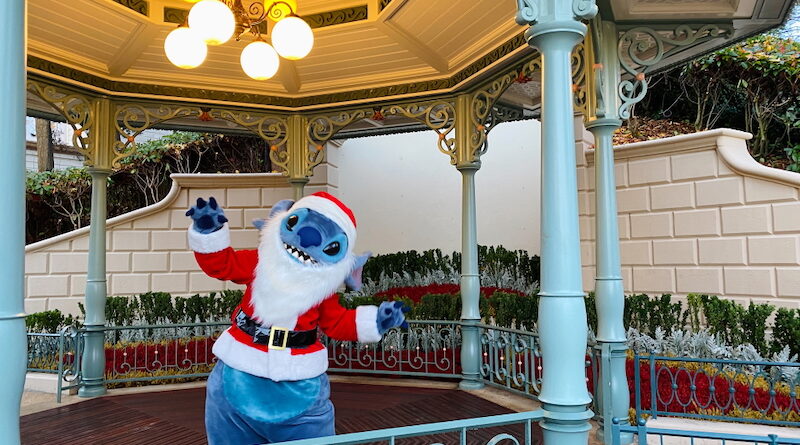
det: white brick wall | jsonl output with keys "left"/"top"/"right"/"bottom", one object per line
{"left": 581, "top": 129, "right": 800, "bottom": 307}
{"left": 24, "top": 168, "right": 334, "bottom": 316}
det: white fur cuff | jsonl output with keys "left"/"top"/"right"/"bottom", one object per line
{"left": 187, "top": 224, "right": 231, "bottom": 254}
{"left": 355, "top": 305, "right": 382, "bottom": 343}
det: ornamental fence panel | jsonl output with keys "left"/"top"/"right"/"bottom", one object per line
{"left": 273, "top": 410, "right": 544, "bottom": 445}
{"left": 633, "top": 353, "right": 800, "bottom": 427}
{"left": 102, "top": 322, "right": 229, "bottom": 386}
{"left": 324, "top": 320, "right": 462, "bottom": 378}
{"left": 612, "top": 419, "right": 800, "bottom": 445}
{"left": 27, "top": 326, "right": 82, "bottom": 403}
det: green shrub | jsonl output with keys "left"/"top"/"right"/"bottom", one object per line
{"left": 412, "top": 294, "right": 461, "bottom": 321}
{"left": 624, "top": 294, "right": 687, "bottom": 335}
{"left": 25, "top": 309, "right": 76, "bottom": 333}
{"left": 772, "top": 308, "right": 800, "bottom": 357}
{"left": 489, "top": 292, "right": 538, "bottom": 329}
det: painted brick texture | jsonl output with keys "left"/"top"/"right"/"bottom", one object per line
{"left": 24, "top": 170, "right": 334, "bottom": 315}
{"left": 582, "top": 131, "right": 800, "bottom": 307}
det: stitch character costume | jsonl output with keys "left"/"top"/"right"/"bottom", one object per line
{"left": 186, "top": 192, "right": 408, "bottom": 444}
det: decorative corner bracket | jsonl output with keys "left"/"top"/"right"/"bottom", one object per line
{"left": 617, "top": 23, "right": 733, "bottom": 119}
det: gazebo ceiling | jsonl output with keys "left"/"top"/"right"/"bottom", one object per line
{"left": 26, "top": 0, "right": 793, "bottom": 113}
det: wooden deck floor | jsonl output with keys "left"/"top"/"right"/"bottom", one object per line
{"left": 21, "top": 382, "right": 543, "bottom": 445}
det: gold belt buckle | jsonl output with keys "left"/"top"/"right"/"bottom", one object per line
{"left": 269, "top": 326, "right": 290, "bottom": 350}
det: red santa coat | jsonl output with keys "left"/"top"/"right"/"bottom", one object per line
{"left": 189, "top": 226, "right": 380, "bottom": 381}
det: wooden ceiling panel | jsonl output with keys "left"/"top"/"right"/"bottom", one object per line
{"left": 29, "top": 0, "right": 142, "bottom": 68}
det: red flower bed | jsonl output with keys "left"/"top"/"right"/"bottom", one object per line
{"left": 105, "top": 336, "right": 218, "bottom": 376}
{"left": 375, "top": 284, "right": 525, "bottom": 303}
{"left": 628, "top": 359, "right": 800, "bottom": 420}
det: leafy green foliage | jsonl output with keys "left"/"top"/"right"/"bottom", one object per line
{"left": 26, "top": 167, "right": 93, "bottom": 232}
{"left": 487, "top": 292, "right": 537, "bottom": 330}
{"left": 25, "top": 131, "right": 274, "bottom": 243}
{"left": 77, "top": 290, "right": 243, "bottom": 326}
{"left": 25, "top": 309, "right": 76, "bottom": 333}
{"left": 625, "top": 294, "right": 687, "bottom": 335}
{"left": 772, "top": 308, "right": 800, "bottom": 357}
{"left": 638, "top": 35, "right": 800, "bottom": 164}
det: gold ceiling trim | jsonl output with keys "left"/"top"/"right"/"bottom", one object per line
{"left": 306, "top": 5, "right": 368, "bottom": 29}
{"left": 26, "top": 31, "right": 527, "bottom": 109}
{"left": 379, "top": 0, "right": 393, "bottom": 12}
{"left": 163, "top": 4, "right": 368, "bottom": 29}
{"left": 114, "top": 0, "right": 148, "bottom": 16}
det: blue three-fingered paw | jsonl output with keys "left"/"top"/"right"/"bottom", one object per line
{"left": 376, "top": 301, "right": 411, "bottom": 335}
{"left": 186, "top": 197, "right": 228, "bottom": 234}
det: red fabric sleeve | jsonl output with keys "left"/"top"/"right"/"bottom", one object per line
{"left": 316, "top": 296, "right": 359, "bottom": 341}
{"left": 194, "top": 248, "right": 258, "bottom": 285}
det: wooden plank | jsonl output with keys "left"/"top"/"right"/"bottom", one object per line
{"left": 21, "top": 382, "right": 543, "bottom": 444}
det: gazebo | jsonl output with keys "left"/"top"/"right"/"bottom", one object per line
{"left": 1, "top": 0, "right": 794, "bottom": 444}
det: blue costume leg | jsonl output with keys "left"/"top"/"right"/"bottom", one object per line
{"left": 264, "top": 374, "right": 335, "bottom": 443}
{"left": 206, "top": 361, "right": 335, "bottom": 444}
{"left": 205, "top": 362, "right": 269, "bottom": 445}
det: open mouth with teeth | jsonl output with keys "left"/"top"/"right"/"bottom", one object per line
{"left": 283, "top": 243, "right": 319, "bottom": 265}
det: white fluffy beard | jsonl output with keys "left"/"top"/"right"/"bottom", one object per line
{"left": 250, "top": 210, "right": 355, "bottom": 327}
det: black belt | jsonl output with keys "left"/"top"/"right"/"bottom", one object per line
{"left": 234, "top": 309, "right": 317, "bottom": 350}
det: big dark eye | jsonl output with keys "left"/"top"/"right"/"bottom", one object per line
{"left": 323, "top": 242, "right": 340, "bottom": 256}
{"left": 286, "top": 215, "right": 299, "bottom": 230}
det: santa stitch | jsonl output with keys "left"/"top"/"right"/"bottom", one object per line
{"left": 186, "top": 192, "right": 409, "bottom": 444}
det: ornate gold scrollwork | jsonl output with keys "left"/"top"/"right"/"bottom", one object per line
{"left": 617, "top": 24, "right": 732, "bottom": 119}
{"left": 385, "top": 102, "right": 457, "bottom": 164}
{"left": 27, "top": 80, "right": 95, "bottom": 162}
{"left": 113, "top": 103, "right": 289, "bottom": 169}
{"left": 113, "top": 103, "right": 198, "bottom": 167}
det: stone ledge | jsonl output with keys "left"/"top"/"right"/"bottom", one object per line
{"left": 25, "top": 173, "right": 296, "bottom": 254}
{"left": 585, "top": 129, "right": 752, "bottom": 165}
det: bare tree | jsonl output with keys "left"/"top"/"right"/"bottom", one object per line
{"left": 35, "top": 118, "right": 54, "bottom": 171}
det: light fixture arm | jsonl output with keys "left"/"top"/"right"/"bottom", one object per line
{"left": 227, "top": 0, "right": 298, "bottom": 40}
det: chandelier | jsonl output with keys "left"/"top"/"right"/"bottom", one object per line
{"left": 164, "top": 0, "right": 314, "bottom": 80}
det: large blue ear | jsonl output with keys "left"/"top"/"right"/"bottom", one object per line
{"left": 269, "top": 199, "right": 294, "bottom": 219}
{"left": 344, "top": 252, "right": 371, "bottom": 291}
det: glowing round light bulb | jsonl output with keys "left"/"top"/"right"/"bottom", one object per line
{"left": 240, "top": 41, "right": 280, "bottom": 80}
{"left": 271, "top": 16, "right": 314, "bottom": 60}
{"left": 164, "top": 27, "right": 207, "bottom": 69}
{"left": 188, "top": 0, "right": 235, "bottom": 45}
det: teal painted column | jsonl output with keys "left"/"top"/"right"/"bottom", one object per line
{"left": 289, "top": 178, "right": 308, "bottom": 201}
{"left": 79, "top": 168, "right": 112, "bottom": 397}
{"left": 585, "top": 17, "right": 632, "bottom": 444}
{"left": 0, "top": 1, "right": 28, "bottom": 443}
{"left": 516, "top": 1, "right": 597, "bottom": 444}
{"left": 457, "top": 164, "right": 484, "bottom": 390}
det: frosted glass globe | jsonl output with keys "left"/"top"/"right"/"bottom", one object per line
{"left": 164, "top": 27, "right": 207, "bottom": 69}
{"left": 188, "top": 0, "right": 235, "bottom": 45}
{"left": 240, "top": 41, "right": 280, "bottom": 80}
{"left": 272, "top": 16, "right": 314, "bottom": 60}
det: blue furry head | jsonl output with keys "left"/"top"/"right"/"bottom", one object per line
{"left": 255, "top": 198, "right": 370, "bottom": 290}
{"left": 279, "top": 208, "right": 349, "bottom": 266}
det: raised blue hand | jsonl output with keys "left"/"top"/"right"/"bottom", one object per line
{"left": 376, "top": 301, "right": 411, "bottom": 334}
{"left": 186, "top": 197, "right": 228, "bottom": 234}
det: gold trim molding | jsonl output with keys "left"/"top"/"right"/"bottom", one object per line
{"left": 114, "top": 0, "right": 148, "bottom": 16}
{"left": 163, "top": 4, "right": 369, "bottom": 28}
{"left": 27, "top": 31, "right": 529, "bottom": 110}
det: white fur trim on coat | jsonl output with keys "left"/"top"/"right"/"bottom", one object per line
{"left": 355, "top": 305, "right": 382, "bottom": 343}
{"left": 211, "top": 330, "right": 329, "bottom": 381}
{"left": 187, "top": 225, "right": 231, "bottom": 253}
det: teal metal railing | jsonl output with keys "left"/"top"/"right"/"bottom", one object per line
{"left": 633, "top": 353, "right": 800, "bottom": 427}
{"left": 102, "top": 322, "right": 229, "bottom": 385}
{"left": 611, "top": 418, "right": 800, "bottom": 445}
{"left": 324, "top": 320, "right": 461, "bottom": 378}
{"left": 26, "top": 326, "right": 82, "bottom": 402}
{"left": 478, "top": 323, "right": 542, "bottom": 398}
{"left": 274, "top": 410, "right": 545, "bottom": 444}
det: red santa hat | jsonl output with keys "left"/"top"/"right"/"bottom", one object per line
{"left": 293, "top": 192, "right": 357, "bottom": 245}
